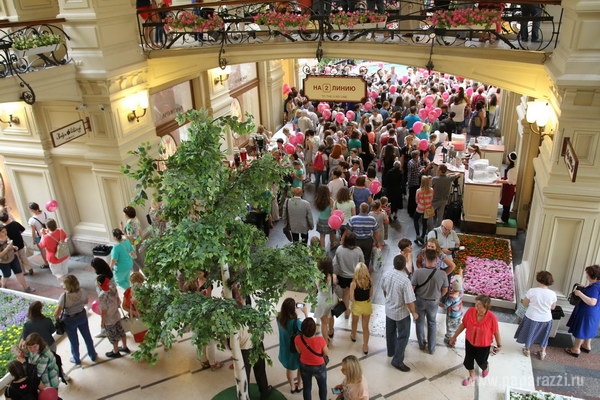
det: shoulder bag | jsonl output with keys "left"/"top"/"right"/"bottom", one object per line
{"left": 55, "top": 296, "right": 66, "bottom": 335}
{"left": 568, "top": 284, "right": 583, "bottom": 306}
{"left": 49, "top": 231, "right": 70, "bottom": 259}
{"left": 414, "top": 268, "right": 437, "bottom": 294}
{"left": 300, "top": 335, "right": 329, "bottom": 365}
{"left": 127, "top": 241, "right": 138, "bottom": 260}
{"left": 289, "top": 320, "right": 300, "bottom": 353}
{"left": 424, "top": 207, "right": 435, "bottom": 219}
{"left": 283, "top": 200, "right": 293, "bottom": 242}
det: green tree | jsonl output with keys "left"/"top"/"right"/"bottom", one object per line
{"left": 122, "top": 109, "right": 321, "bottom": 399}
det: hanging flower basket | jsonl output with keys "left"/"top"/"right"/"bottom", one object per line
{"left": 330, "top": 11, "right": 387, "bottom": 30}
{"left": 426, "top": 8, "right": 502, "bottom": 30}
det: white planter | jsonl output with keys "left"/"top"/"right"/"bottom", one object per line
{"left": 448, "top": 24, "right": 491, "bottom": 30}
{"left": 336, "top": 20, "right": 386, "bottom": 30}
{"left": 13, "top": 44, "right": 58, "bottom": 58}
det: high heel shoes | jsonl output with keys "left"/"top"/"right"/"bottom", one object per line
{"left": 363, "top": 344, "right": 368, "bottom": 355}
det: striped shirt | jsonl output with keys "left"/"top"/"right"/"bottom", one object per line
{"left": 347, "top": 213, "right": 378, "bottom": 239}
{"left": 415, "top": 188, "right": 434, "bottom": 213}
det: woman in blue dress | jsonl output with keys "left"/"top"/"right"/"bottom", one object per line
{"left": 278, "top": 297, "right": 308, "bottom": 394}
{"left": 565, "top": 265, "right": 600, "bottom": 357}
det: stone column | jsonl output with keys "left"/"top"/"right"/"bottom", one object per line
{"left": 0, "top": 0, "right": 59, "bottom": 21}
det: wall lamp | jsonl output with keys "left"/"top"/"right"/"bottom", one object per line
{"left": 126, "top": 92, "right": 149, "bottom": 123}
{"left": 0, "top": 103, "right": 20, "bottom": 126}
{"left": 0, "top": 113, "right": 19, "bottom": 126}
{"left": 213, "top": 66, "right": 231, "bottom": 86}
{"left": 526, "top": 100, "right": 552, "bottom": 135}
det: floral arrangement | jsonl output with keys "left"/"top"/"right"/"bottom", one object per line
{"left": 11, "top": 32, "right": 62, "bottom": 50}
{"left": 454, "top": 234, "right": 511, "bottom": 271}
{"left": 463, "top": 256, "right": 514, "bottom": 301}
{"left": 253, "top": 12, "right": 311, "bottom": 31}
{"left": 0, "top": 292, "right": 57, "bottom": 377}
{"left": 165, "top": 10, "right": 224, "bottom": 32}
{"left": 329, "top": 10, "right": 387, "bottom": 28}
{"left": 426, "top": 7, "right": 503, "bottom": 29}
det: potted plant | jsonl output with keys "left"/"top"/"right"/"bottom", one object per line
{"left": 253, "top": 11, "right": 312, "bottom": 33}
{"left": 164, "top": 10, "right": 224, "bottom": 33}
{"left": 330, "top": 10, "right": 387, "bottom": 29}
{"left": 426, "top": 7, "right": 503, "bottom": 30}
{"left": 11, "top": 32, "right": 62, "bottom": 57}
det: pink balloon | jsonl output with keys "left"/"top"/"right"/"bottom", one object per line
{"left": 433, "top": 107, "right": 442, "bottom": 118}
{"left": 317, "top": 103, "right": 325, "bottom": 113}
{"left": 39, "top": 387, "right": 59, "bottom": 400}
{"left": 452, "top": 84, "right": 459, "bottom": 91}
{"left": 283, "top": 83, "right": 291, "bottom": 92}
{"left": 369, "top": 180, "right": 382, "bottom": 195}
{"left": 378, "top": 62, "right": 384, "bottom": 69}
{"left": 91, "top": 300, "right": 101, "bottom": 315}
{"left": 284, "top": 143, "right": 295, "bottom": 155}
{"left": 442, "top": 92, "right": 449, "bottom": 101}
{"left": 401, "top": 75, "right": 409, "bottom": 84}
{"left": 324, "top": 66, "right": 331, "bottom": 74}
{"left": 328, "top": 214, "right": 343, "bottom": 230}
{"left": 419, "top": 139, "right": 429, "bottom": 151}
{"left": 45, "top": 199, "right": 58, "bottom": 213}
{"left": 428, "top": 113, "right": 437, "bottom": 123}
{"left": 296, "top": 132, "right": 305, "bottom": 144}
{"left": 444, "top": 73, "right": 450, "bottom": 79}
{"left": 413, "top": 121, "right": 424, "bottom": 134}
{"left": 323, "top": 109, "right": 331, "bottom": 120}
{"left": 349, "top": 175, "right": 358, "bottom": 186}
{"left": 370, "top": 90, "right": 378, "bottom": 99}
{"left": 364, "top": 101, "right": 373, "bottom": 111}
{"left": 466, "top": 87, "right": 473, "bottom": 97}
{"left": 332, "top": 210, "right": 344, "bottom": 219}
{"left": 423, "top": 95, "right": 435, "bottom": 106}
{"left": 335, "top": 113, "right": 345, "bottom": 124}
{"left": 389, "top": 85, "right": 397, "bottom": 95}
{"left": 288, "top": 134, "right": 298, "bottom": 146}
{"left": 418, "top": 109, "right": 428, "bottom": 120}
{"left": 346, "top": 110, "right": 355, "bottom": 121}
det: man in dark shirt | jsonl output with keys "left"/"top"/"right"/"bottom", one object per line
{"left": 439, "top": 111, "right": 457, "bottom": 141}
{"left": 0, "top": 212, "right": 33, "bottom": 275}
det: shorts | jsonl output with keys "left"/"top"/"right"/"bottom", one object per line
{"left": 351, "top": 300, "right": 372, "bottom": 316}
{"left": 0, "top": 258, "right": 23, "bottom": 278}
{"left": 105, "top": 320, "right": 126, "bottom": 344}
{"left": 337, "top": 276, "right": 353, "bottom": 289}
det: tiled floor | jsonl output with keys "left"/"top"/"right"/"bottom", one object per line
{"left": 2, "top": 181, "right": 598, "bottom": 400}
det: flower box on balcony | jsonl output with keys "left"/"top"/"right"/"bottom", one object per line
{"left": 330, "top": 11, "right": 387, "bottom": 30}
{"left": 253, "top": 12, "right": 311, "bottom": 33}
{"left": 426, "top": 8, "right": 502, "bottom": 30}
{"left": 13, "top": 44, "right": 58, "bottom": 58}
{"left": 164, "top": 11, "right": 224, "bottom": 33}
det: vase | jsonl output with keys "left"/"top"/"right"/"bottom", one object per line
{"left": 13, "top": 44, "right": 58, "bottom": 58}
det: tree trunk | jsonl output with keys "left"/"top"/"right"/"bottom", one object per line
{"left": 221, "top": 263, "right": 250, "bottom": 400}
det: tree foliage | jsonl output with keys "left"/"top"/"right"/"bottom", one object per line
{"left": 121, "top": 109, "right": 321, "bottom": 366}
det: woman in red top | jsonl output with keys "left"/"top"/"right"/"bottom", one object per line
{"left": 38, "top": 219, "right": 69, "bottom": 282}
{"left": 448, "top": 295, "right": 502, "bottom": 386}
{"left": 295, "top": 317, "right": 329, "bottom": 400}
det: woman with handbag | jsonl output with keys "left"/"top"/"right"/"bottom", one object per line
{"left": 514, "top": 271, "right": 557, "bottom": 360}
{"left": 38, "top": 219, "right": 69, "bottom": 282}
{"left": 55, "top": 275, "right": 97, "bottom": 365}
{"left": 109, "top": 228, "right": 135, "bottom": 290}
{"left": 277, "top": 297, "right": 308, "bottom": 394}
{"left": 565, "top": 265, "right": 600, "bottom": 357}
{"left": 294, "top": 317, "right": 329, "bottom": 400}
{"left": 413, "top": 175, "right": 434, "bottom": 247}
{"left": 21, "top": 301, "right": 56, "bottom": 353}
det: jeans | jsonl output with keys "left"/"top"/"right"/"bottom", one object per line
{"left": 412, "top": 212, "right": 428, "bottom": 239}
{"left": 432, "top": 201, "right": 447, "bottom": 228}
{"left": 313, "top": 170, "right": 328, "bottom": 190}
{"left": 367, "top": 0, "right": 385, "bottom": 14}
{"left": 356, "top": 237, "right": 374, "bottom": 268}
{"left": 407, "top": 185, "right": 419, "bottom": 216}
{"left": 415, "top": 298, "right": 440, "bottom": 353}
{"left": 520, "top": 4, "right": 541, "bottom": 41}
{"left": 386, "top": 315, "right": 411, "bottom": 368}
{"left": 299, "top": 362, "right": 327, "bottom": 400}
{"left": 64, "top": 311, "right": 97, "bottom": 363}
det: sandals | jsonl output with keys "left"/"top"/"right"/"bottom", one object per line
{"left": 462, "top": 376, "right": 476, "bottom": 386}
{"left": 564, "top": 348, "right": 580, "bottom": 358}
{"left": 328, "top": 330, "right": 334, "bottom": 339}
{"left": 291, "top": 384, "right": 303, "bottom": 394}
{"left": 482, "top": 367, "right": 489, "bottom": 378}
{"left": 522, "top": 348, "right": 530, "bottom": 357}
{"left": 581, "top": 347, "right": 591, "bottom": 353}
{"left": 538, "top": 351, "right": 546, "bottom": 361}
{"left": 350, "top": 335, "right": 356, "bottom": 342}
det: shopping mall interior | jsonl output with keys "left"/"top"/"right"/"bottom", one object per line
{"left": 1, "top": 1, "right": 599, "bottom": 399}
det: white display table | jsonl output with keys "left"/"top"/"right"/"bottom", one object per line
{"left": 463, "top": 179, "right": 502, "bottom": 224}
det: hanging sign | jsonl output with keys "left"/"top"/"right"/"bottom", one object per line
{"left": 303, "top": 76, "right": 367, "bottom": 102}
{"left": 561, "top": 137, "right": 578, "bottom": 182}
{"left": 50, "top": 118, "right": 90, "bottom": 147}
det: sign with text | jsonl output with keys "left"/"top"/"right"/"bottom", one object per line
{"left": 303, "top": 76, "right": 367, "bottom": 103}
{"left": 561, "top": 137, "right": 578, "bottom": 182}
{"left": 50, "top": 119, "right": 87, "bottom": 147}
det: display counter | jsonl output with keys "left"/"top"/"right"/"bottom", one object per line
{"left": 463, "top": 179, "right": 502, "bottom": 224}
{"left": 478, "top": 144, "right": 505, "bottom": 169}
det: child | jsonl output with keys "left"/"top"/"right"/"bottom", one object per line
{"left": 442, "top": 275, "right": 463, "bottom": 347}
{"left": 97, "top": 274, "right": 130, "bottom": 358}
{"left": 380, "top": 196, "right": 391, "bottom": 241}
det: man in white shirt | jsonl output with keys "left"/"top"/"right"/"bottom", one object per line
{"left": 27, "top": 202, "right": 50, "bottom": 269}
{"left": 427, "top": 219, "right": 460, "bottom": 257}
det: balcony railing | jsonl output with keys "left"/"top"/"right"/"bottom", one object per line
{"left": 137, "top": 0, "right": 562, "bottom": 66}
{"left": 0, "top": 19, "right": 71, "bottom": 102}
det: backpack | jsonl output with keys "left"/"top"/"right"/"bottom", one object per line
{"left": 313, "top": 152, "right": 325, "bottom": 171}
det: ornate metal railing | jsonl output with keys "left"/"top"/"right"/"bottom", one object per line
{"left": 0, "top": 19, "right": 71, "bottom": 103}
{"left": 136, "top": 1, "right": 562, "bottom": 67}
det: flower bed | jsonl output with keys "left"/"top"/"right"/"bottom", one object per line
{"left": 426, "top": 8, "right": 503, "bottom": 29}
{"left": 456, "top": 234, "right": 515, "bottom": 308}
{"left": 0, "top": 291, "right": 57, "bottom": 377}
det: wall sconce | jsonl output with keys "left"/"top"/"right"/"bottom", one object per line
{"left": 126, "top": 92, "right": 149, "bottom": 123}
{"left": 213, "top": 66, "right": 231, "bottom": 86}
{"left": 0, "top": 103, "right": 20, "bottom": 126}
{"left": 526, "top": 100, "right": 552, "bottom": 135}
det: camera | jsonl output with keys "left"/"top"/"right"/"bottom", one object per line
{"left": 296, "top": 303, "right": 304, "bottom": 308}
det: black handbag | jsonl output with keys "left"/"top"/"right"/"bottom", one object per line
{"left": 568, "top": 284, "right": 583, "bottom": 306}
{"left": 289, "top": 320, "right": 300, "bottom": 353}
{"left": 55, "top": 297, "right": 66, "bottom": 335}
{"left": 331, "top": 300, "right": 347, "bottom": 318}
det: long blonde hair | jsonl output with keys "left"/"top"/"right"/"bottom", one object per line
{"left": 342, "top": 355, "right": 363, "bottom": 384}
{"left": 420, "top": 175, "right": 432, "bottom": 192}
{"left": 353, "top": 262, "right": 371, "bottom": 290}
